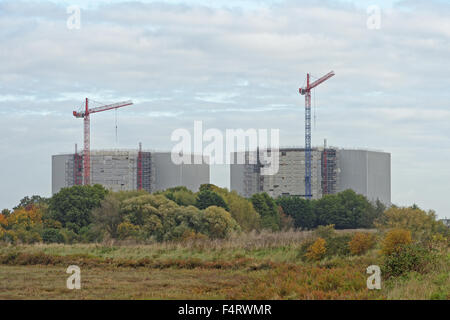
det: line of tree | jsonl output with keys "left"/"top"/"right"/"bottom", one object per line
{"left": 0, "top": 184, "right": 397, "bottom": 244}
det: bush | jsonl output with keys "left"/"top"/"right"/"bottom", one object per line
{"left": 79, "top": 225, "right": 102, "bottom": 243}
{"left": 314, "top": 225, "right": 336, "bottom": 239}
{"left": 117, "top": 221, "right": 140, "bottom": 240}
{"left": 59, "top": 228, "right": 78, "bottom": 244}
{"left": 382, "top": 243, "right": 437, "bottom": 277}
{"left": 42, "top": 228, "right": 64, "bottom": 243}
{"left": 349, "top": 232, "right": 376, "bottom": 255}
{"left": 305, "top": 237, "right": 327, "bottom": 261}
{"left": 326, "top": 234, "right": 352, "bottom": 257}
{"left": 202, "top": 206, "right": 240, "bottom": 239}
{"left": 382, "top": 229, "right": 412, "bottom": 255}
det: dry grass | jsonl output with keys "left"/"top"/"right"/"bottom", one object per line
{"left": 0, "top": 230, "right": 446, "bottom": 300}
{"left": 0, "top": 265, "right": 252, "bottom": 300}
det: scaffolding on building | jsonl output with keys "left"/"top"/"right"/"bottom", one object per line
{"left": 321, "top": 145, "right": 338, "bottom": 195}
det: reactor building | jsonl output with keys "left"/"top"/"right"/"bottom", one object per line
{"left": 230, "top": 147, "right": 391, "bottom": 205}
{"left": 52, "top": 148, "right": 210, "bottom": 195}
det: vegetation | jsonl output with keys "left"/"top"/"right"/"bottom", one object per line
{"left": 0, "top": 185, "right": 448, "bottom": 300}
{"left": 1, "top": 184, "right": 392, "bottom": 245}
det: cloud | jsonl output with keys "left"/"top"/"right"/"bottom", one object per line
{"left": 0, "top": 0, "right": 449, "bottom": 218}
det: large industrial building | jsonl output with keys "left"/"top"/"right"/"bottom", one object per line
{"left": 52, "top": 149, "right": 210, "bottom": 195}
{"left": 230, "top": 147, "right": 391, "bottom": 205}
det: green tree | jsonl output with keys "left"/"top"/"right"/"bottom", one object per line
{"left": 276, "top": 196, "right": 316, "bottom": 229}
{"left": 222, "top": 190, "right": 260, "bottom": 232}
{"left": 49, "top": 184, "right": 108, "bottom": 232}
{"left": 158, "top": 186, "right": 197, "bottom": 207}
{"left": 314, "top": 194, "right": 346, "bottom": 228}
{"left": 251, "top": 193, "right": 280, "bottom": 231}
{"left": 338, "top": 189, "right": 373, "bottom": 228}
{"left": 42, "top": 228, "right": 65, "bottom": 243}
{"left": 314, "top": 190, "right": 373, "bottom": 229}
{"left": 196, "top": 190, "right": 229, "bottom": 211}
{"left": 93, "top": 194, "right": 122, "bottom": 238}
{"left": 202, "top": 206, "right": 240, "bottom": 239}
{"left": 14, "top": 195, "right": 48, "bottom": 210}
{"left": 1, "top": 209, "right": 11, "bottom": 217}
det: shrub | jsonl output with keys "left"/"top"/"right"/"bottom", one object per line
{"left": 202, "top": 206, "right": 240, "bottom": 239}
{"left": 42, "top": 228, "right": 65, "bottom": 243}
{"left": 117, "top": 221, "right": 140, "bottom": 240}
{"left": 181, "top": 230, "right": 208, "bottom": 241}
{"left": 382, "top": 229, "right": 412, "bottom": 255}
{"left": 59, "top": 228, "right": 78, "bottom": 244}
{"left": 382, "top": 243, "right": 436, "bottom": 277}
{"left": 326, "top": 234, "right": 352, "bottom": 257}
{"left": 349, "top": 232, "right": 376, "bottom": 255}
{"left": 79, "top": 225, "right": 102, "bottom": 243}
{"left": 305, "top": 237, "right": 327, "bottom": 261}
{"left": 314, "top": 224, "right": 336, "bottom": 239}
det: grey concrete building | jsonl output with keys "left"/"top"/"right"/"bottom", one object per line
{"left": 52, "top": 150, "right": 210, "bottom": 194}
{"left": 230, "top": 147, "right": 391, "bottom": 205}
{"left": 337, "top": 149, "right": 391, "bottom": 205}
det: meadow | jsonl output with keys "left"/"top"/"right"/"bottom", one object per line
{"left": 0, "top": 229, "right": 448, "bottom": 300}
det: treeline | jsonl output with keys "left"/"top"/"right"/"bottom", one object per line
{"left": 0, "top": 184, "right": 388, "bottom": 244}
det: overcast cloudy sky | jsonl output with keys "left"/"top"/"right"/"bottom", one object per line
{"left": 0, "top": 0, "right": 449, "bottom": 218}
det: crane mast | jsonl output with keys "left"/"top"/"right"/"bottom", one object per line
{"left": 299, "top": 71, "right": 335, "bottom": 199}
{"left": 73, "top": 98, "right": 133, "bottom": 185}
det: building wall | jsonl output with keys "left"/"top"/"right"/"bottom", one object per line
{"left": 90, "top": 150, "right": 140, "bottom": 193}
{"left": 230, "top": 149, "right": 322, "bottom": 199}
{"left": 230, "top": 148, "right": 391, "bottom": 204}
{"left": 52, "top": 154, "right": 74, "bottom": 194}
{"left": 230, "top": 151, "right": 260, "bottom": 198}
{"left": 52, "top": 150, "right": 210, "bottom": 195}
{"left": 152, "top": 153, "right": 209, "bottom": 192}
{"left": 261, "top": 149, "right": 322, "bottom": 199}
{"left": 337, "top": 149, "right": 391, "bottom": 205}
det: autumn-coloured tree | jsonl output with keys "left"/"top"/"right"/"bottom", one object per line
{"left": 382, "top": 229, "right": 412, "bottom": 255}
{"left": 7, "top": 206, "right": 43, "bottom": 230}
{"left": 0, "top": 214, "right": 8, "bottom": 228}
{"left": 376, "top": 206, "right": 448, "bottom": 242}
{"left": 305, "top": 237, "right": 327, "bottom": 261}
{"left": 348, "top": 232, "right": 376, "bottom": 255}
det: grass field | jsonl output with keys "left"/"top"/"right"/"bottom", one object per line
{"left": 0, "top": 230, "right": 448, "bottom": 300}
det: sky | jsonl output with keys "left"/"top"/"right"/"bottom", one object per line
{"left": 0, "top": 0, "right": 449, "bottom": 218}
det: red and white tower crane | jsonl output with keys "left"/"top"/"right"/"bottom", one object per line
{"left": 73, "top": 98, "right": 133, "bottom": 185}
